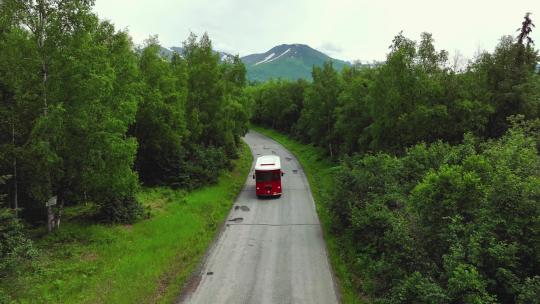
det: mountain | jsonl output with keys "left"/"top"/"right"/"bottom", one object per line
{"left": 241, "top": 44, "right": 350, "bottom": 82}
{"left": 159, "top": 46, "right": 174, "bottom": 58}
{"left": 170, "top": 46, "right": 183, "bottom": 55}
{"left": 161, "top": 43, "right": 352, "bottom": 82}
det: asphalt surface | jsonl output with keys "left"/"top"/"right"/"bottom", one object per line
{"left": 180, "top": 131, "right": 339, "bottom": 304}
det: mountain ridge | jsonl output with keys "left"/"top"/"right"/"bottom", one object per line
{"left": 161, "top": 43, "right": 352, "bottom": 82}
{"left": 240, "top": 44, "right": 350, "bottom": 82}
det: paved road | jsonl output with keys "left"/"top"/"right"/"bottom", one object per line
{"left": 180, "top": 131, "right": 339, "bottom": 304}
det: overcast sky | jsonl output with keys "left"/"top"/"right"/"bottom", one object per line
{"left": 93, "top": 0, "right": 540, "bottom": 62}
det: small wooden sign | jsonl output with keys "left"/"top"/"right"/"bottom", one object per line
{"left": 46, "top": 196, "right": 57, "bottom": 207}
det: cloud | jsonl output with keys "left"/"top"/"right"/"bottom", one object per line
{"left": 319, "top": 42, "right": 343, "bottom": 56}
{"left": 213, "top": 41, "right": 239, "bottom": 56}
{"left": 93, "top": 0, "right": 540, "bottom": 62}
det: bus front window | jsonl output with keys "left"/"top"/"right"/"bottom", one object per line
{"left": 256, "top": 170, "right": 280, "bottom": 182}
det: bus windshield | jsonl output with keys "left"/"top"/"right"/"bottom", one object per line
{"left": 256, "top": 170, "right": 280, "bottom": 182}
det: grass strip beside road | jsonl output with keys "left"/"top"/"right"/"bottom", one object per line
{"left": 251, "top": 126, "right": 364, "bottom": 304}
{"left": 3, "top": 141, "right": 252, "bottom": 304}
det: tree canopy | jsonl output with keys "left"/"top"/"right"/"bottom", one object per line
{"left": 250, "top": 14, "right": 540, "bottom": 303}
{"left": 0, "top": 0, "right": 250, "bottom": 228}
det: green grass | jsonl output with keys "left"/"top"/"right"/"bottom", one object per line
{"left": 1, "top": 141, "right": 252, "bottom": 304}
{"left": 251, "top": 125, "right": 365, "bottom": 304}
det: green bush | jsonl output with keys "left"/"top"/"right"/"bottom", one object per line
{"left": 327, "top": 126, "right": 540, "bottom": 303}
{"left": 329, "top": 153, "right": 403, "bottom": 231}
{"left": 446, "top": 264, "right": 496, "bottom": 303}
{"left": 0, "top": 176, "right": 37, "bottom": 278}
{"left": 386, "top": 272, "right": 448, "bottom": 304}
{"left": 0, "top": 209, "right": 37, "bottom": 277}
{"left": 98, "top": 195, "right": 144, "bottom": 224}
{"left": 517, "top": 276, "right": 540, "bottom": 304}
{"left": 0, "top": 288, "right": 12, "bottom": 304}
{"left": 178, "top": 146, "right": 230, "bottom": 189}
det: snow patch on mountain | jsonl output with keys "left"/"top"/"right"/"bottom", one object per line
{"left": 266, "top": 48, "right": 290, "bottom": 63}
{"left": 255, "top": 53, "right": 275, "bottom": 65}
{"left": 241, "top": 43, "right": 352, "bottom": 81}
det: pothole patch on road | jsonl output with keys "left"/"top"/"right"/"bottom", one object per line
{"left": 228, "top": 217, "right": 244, "bottom": 223}
{"left": 293, "top": 169, "right": 298, "bottom": 174}
{"left": 234, "top": 205, "right": 250, "bottom": 212}
{"left": 285, "top": 157, "right": 292, "bottom": 161}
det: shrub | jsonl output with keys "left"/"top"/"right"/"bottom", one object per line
{"left": 517, "top": 276, "right": 540, "bottom": 304}
{"left": 0, "top": 288, "right": 12, "bottom": 304}
{"left": 447, "top": 264, "right": 496, "bottom": 303}
{"left": 387, "top": 272, "right": 448, "bottom": 304}
{"left": 0, "top": 176, "right": 37, "bottom": 277}
{"left": 177, "top": 145, "right": 230, "bottom": 189}
{"left": 0, "top": 209, "right": 37, "bottom": 277}
{"left": 98, "top": 195, "right": 144, "bottom": 224}
{"left": 327, "top": 126, "right": 540, "bottom": 303}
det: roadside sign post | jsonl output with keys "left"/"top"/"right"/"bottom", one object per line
{"left": 46, "top": 196, "right": 57, "bottom": 207}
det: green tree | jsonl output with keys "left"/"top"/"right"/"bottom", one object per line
{"left": 334, "top": 66, "right": 374, "bottom": 154}
{"left": 183, "top": 32, "right": 224, "bottom": 146}
{"left": 298, "top": 61, "right": 341, "bottom": 156}
{"left": 249, "top": 79, "right": 307, "bottom": 134}
{"left": 220, "top": 55, "right": 249, "bottom": 156}
{"left": 1, "top": 0, "right": 142, "bottom": 225}
{"left": 131, "top": 38, "right": 188, "bottom": 186}
{"left": 367, "top": 32, "right": 455, "bottom": 152}
{"left": 471, "top": 19, "right": 539, "bottom": 137}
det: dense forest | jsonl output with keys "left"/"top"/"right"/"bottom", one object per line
{"left": 250, "top": 15, "right": 540, "bottom": 303}
{"left": 0, "top": 0, "right": 249, "bottom": 281}
{"left": 1, "top": 0, "right": 540, "bottom": 303}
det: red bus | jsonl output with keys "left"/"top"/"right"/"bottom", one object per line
{"left": 253, "top": 155, "right": 283, "bottom": 197}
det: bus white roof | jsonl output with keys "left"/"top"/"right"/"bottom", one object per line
{"left": 255, "top": 155, "right": 281, "bottom": 171}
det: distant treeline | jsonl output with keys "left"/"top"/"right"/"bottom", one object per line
{"left": 251, "top": 31, "right": 539, "bottom": 156}
{"left": 250, "top": 17, "right": 540, "bottom": 303}
{"left": 0, "top": 0, "right": 249, "bottom": 233}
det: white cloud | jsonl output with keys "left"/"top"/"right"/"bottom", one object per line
{"left": 319, "top": 42, "right": 344, "bottom": 57}
{"left": 93, "top": 0, "right": 540, "bottom": 62}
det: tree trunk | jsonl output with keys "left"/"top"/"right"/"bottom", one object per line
{"left": 47, "top": 205, "right": 53, "bottom": 232}
{"left": 11, "top": 117, "right": 18, "bottom": 215}
{"left": 327, "top": 115, "right": 333, "bottom": 158}
{"left": 37, "top": 0, "right": 48, "bottom": 116}
{"left": 37, "top": 1, "right": 53, "bottom": 233}
{"left": 54, "top": 193, "right": 64, "bottom": 229}
{"left": 42, "top": 62, "right": 48, "bottom": 115}
{"left": 46, "top": 195, "right": 64, "bottom": 232}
